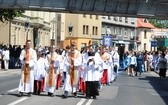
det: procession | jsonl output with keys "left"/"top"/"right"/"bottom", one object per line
{"left": 15, "top": 39, "right": 120, "bottom": 100}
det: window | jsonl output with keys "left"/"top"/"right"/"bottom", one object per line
{"left": 119, "top": 17, "right": 122, "bottom": 22}
{"left": 144, "top": 43, "right": 146, "bottom": 50}
{"left": 83, "top": 14, "right": 86, "bottom": 17}
{"left": 96, "top": 15, "right": 98, "bottom": 20}
{"left": 83, "top": 25, "right": 89, "bottom": 35}
{"left": 108, "top": 16, "right": 111, "bottom": 20}
{"left": 90, "top": 15, "right": 92, "bottom": 19}
{"left": 119, "top": 28, "right": 122, "bottom": 35}
{"left": 131, "top": 21, "right": 135, "bottom": 24}
{"left": 144, "top": 18, "right": 148, "bottom": 23}
{"left": 95, "top": 27, "right": 98, "bottom": 35}
{"left": 114, "top": 16, "right": 118, "bottom": 21}
{"left": 125, "top": 17, "right": 128, "bottom": 23}
{"left": 92, "top": 26, "right": 98, "bottom": 35}
{"left": 86, "top": 26, "right": 89, "bottom": 35}
{"left": 83, "top": 25, "right": 85, "bottom": 34}
{"left": 124, "top": 29, "right": 127, "bottom": 37}
{"left": 144, "top": 30, "right": 147, "bottom": 39}
{"left": 102, "top": 16, "right": 106, "bottom": 19}
{"left": 131, "top": 18, "right": 135, "bottom": 24}
{"left": 92, "top": 26, "right": 95, "bottom": 35}
{"left": 114, "top": 27, "right": 116, "bottom": 35}
{"left": 130, "top": 30, "right": 134, "bottom": 39}
{"left": 81, "top": 43, "right": 86, "bottom": 49}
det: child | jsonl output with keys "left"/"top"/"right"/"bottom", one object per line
{"left": 34, "top": 52, "right": 47, "bottom": 95}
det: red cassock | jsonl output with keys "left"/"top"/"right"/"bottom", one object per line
{"left": 41, "top": 77, "right": 45, "bottom": 92}
{"left": 56, "top": 73, "right": 62, "bottom": 89}
{"left": 101, "top": 69, "right": 108, "bottom": 85}
{"left": 79, "top": 77, "right": 86, "bottom": 94}
{"left": 101, "top": 52, "right": 109, "bottom": 85}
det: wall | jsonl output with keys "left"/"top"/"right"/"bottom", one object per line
{"left": 0, "top": 21, "right": 9, "bottom": 45}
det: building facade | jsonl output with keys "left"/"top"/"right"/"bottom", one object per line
{"left": 0, "top": 11, "right": 59, "bottom": 48}
{"left": 63, "top": 13, "right": 102, "bottom": 50}
{"left": 101, "top": 16, "right": 137, "bottom": 52}
{"left": 136, "top": 18, "right": 155, "bottom": 52}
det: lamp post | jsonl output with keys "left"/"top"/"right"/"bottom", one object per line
{"left": 25, "top": 18, "right": 30, "bottom": 41}
{"left": 50, "top": 20, "right": 56, "bottom": 46}
{"left": 68, "top": 23, "right": 74, "bottom": 95}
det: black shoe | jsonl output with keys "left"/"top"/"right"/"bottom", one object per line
{"left": 62, "top": 94, "right": 68, "bottom": 98}
{"left": 18, "top": 92, "right": 23, "bottom": 97}
{"left": 93, "top": 96, "right": 97, "bottom": 100}
{"left": 48, "top": 92, "right": 51, "bottom": 96}
{"left": 50, "top": 93, "right": 54, "bottom": 97}
{"left": 27, "top": 93, "right": 31, "bottom": 97}
{"left": 86, "top": 96, "right": 90, "bottom": 99}
{"left": 73, "top": 92, "right": 77, "bottom": 98}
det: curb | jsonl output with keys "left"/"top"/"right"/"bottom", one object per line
{"left": 0, "top": 69, "right": 20, "bottom": 74}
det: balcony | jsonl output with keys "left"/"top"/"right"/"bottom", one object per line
{"left": 31, "top": 17, "right": 45, "bottom": 28}
{"left": 130, "top": 36, "right": 139, "bottom": 40}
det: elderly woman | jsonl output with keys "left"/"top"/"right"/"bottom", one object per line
{"left": 136, "top": 52, "right": 144, "bottom": 77}
{"left": 2, "top": 46, "right": 10, "bottom": 70}
{"left": 157, "top": 52, "right": 167, "bottom": 78}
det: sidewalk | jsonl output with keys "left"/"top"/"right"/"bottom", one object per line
{"left": 0, "top": 69, "right": 20, "bottom": 74}
{"left": 154, "top": 70, "right": 168, "bottom": 77}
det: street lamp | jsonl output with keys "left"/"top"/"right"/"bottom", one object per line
{"left": 68, "top": 23, "right": 73, "bottom": 36}
{"left": 68, "top": 23, "right": 73, "bottom": 45}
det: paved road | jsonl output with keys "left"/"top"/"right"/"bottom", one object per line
{"left": 0, "top": 69, "right": 168, "bottom": 105}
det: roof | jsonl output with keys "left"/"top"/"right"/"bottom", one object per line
{"left": 137, "top": 18, "right": 155, "bottom": 29}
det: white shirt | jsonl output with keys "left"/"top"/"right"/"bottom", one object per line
{"left": 130, "top": 56, "right": 137, "bottom": 66}
{"left": 2, "top": 50, "right": 10, "bottom": 60}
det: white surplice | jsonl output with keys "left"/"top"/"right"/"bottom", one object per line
{"left": 18, "top": 48, "right": 37, "bottom": 93}
{"left": 34, "top": 57, "right": 47, "bottom": 81}
{"left": 44, "top": 52, "right": 60, "bottom": 93}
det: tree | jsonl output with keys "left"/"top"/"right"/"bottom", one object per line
{"left": 0, "top": 9, "right": 24, "bottom": 22}
{"left": 148, "top": 19, "right": 168, "bottom": 28}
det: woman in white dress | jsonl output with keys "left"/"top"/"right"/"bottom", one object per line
{"left": 2, "top": 46, "right": 10, "bottom": 70}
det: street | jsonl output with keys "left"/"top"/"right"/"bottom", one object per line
{"left": 0, "top": 69, "right": 168, "bottom": 105}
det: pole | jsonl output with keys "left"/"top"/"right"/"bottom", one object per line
{"left": 134, "top": 27, "right": 136, "bottom": 51}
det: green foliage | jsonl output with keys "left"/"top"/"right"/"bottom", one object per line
{"left": 148, "top": 19, "right": 168, "bottom": 28}
{"left": 0, "top": 9, "right": 24, "bottom": 22}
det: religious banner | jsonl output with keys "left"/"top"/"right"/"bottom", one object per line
{"left": 151, "top": 40, "right": 157, "bottom": 47}
{"left": 102, "top": 36, "right": 112, "bottom": 46}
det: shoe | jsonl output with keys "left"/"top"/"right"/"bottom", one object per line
{"left": 27, "top": 93, "right": 31, "bottom": 97}
{"left": 18, "top": 92, "right": 23, "bottom": 97}
{"left": 50, "top": 93, "right": 54, "bottom": 97}
{"left": 93, "top": 96, "right": 97, "bottom": 100}
{"left": 48, "top": 92, "right": 50, "bottom": 96}
{"left": 73, "top": 92, "right": 77, "bottom": 98}
{"left": 86, "top": 96, "right": 91, "bottom": 99}
{"left": 62, "top": 94, "right": 68, "bottom": 98}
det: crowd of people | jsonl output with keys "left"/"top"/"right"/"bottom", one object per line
{"left": 1, "top": 40, "right": 167, "bottom": 99}
{"left": 17, "top": 40, "right": 120, "bottom": 99}
{"left": 0, "top": 44, "right": 22, "bottom": 70}
{"left": 122, "top": 50, "right": 168, "bottom": 78}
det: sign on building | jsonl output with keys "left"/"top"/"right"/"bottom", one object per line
{"left": 151, "top": 41, "right": 157, "bottom": 47}
{"left": 102, "top": 36, "right": 112, "bottom": 46}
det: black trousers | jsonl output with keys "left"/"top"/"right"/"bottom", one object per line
{"left": 34, "top": 80, "right": 42, "bottom": 94}
{"left": 159, "top": 68, "right": 167, "bottom": 78}
{"left": 86, "top": 81, "right": 97, "bottom": 98}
